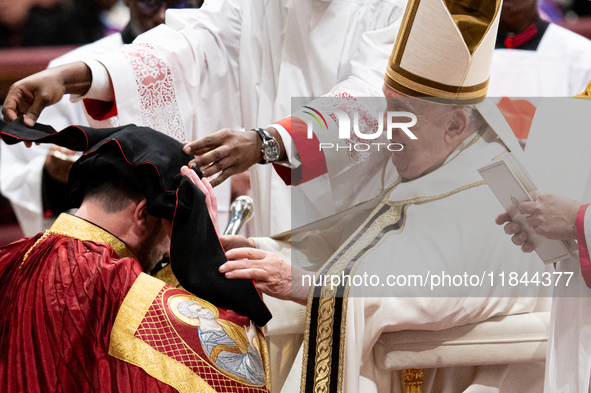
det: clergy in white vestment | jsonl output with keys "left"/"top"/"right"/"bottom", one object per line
{"left": 2, "top": 0, "right": 408, "bottom": 238}
{"left": 0, "top": 0, "right": 226, "bottom": 237}
{"left": 69, "top": 0, "right": 407, "bottom": 237}
{"left": 488, "top": 0, "right": 591, "bottom": 97}
{"left": 0, "top": 32, "right": 127, "bottom": 237}
{"left": 216, "top": 0, "right": 547, "bottom": 391}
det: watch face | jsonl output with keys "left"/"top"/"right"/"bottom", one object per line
{"left": 263, "top": 139, "right": 280, "bottom": 162}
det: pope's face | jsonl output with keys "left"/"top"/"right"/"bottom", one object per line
{"left": 383, "top": 85, "right": 460, "bottom": 181}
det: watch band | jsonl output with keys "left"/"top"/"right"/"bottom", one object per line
{"left": 252, "top": 128, "right": 272, "bottom": 164}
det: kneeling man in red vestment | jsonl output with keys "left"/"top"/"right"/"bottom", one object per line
{"left": 0, "top": 120, "right": 272, "bottom": 393}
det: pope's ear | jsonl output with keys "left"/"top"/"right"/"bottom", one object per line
{"left": 444, "top": 107, "right": 469, "bottom": 144}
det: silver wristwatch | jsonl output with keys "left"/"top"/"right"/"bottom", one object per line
{"left": 252, "top": 128, "right": 280, "bottom": 164}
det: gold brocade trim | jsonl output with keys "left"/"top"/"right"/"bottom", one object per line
{"left": 154, "top": 264, "right": 182, "bottom": 288}
{"left": 575, "top": 80, "right": 591, "bottom": 99}
{"left": 48, "top": 214, "right": 138, "bottom": 260}
{"left": 304, "top": 180, "right": 485, "bottom": 393}
{"left": 109, "top": 273, "right": 217, "bottom": 393}
{"left": 20, "top": 231, "right": 50, "bottom": 266}
{"left": 384, "top": 181, "right": 485, "bottom": 208}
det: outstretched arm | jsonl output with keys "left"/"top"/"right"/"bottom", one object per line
{"left": 183, "top": 126, "right": 287, "bottom": 187}
{"left": 2, "top": 62, "right": 93, "bottom": 126}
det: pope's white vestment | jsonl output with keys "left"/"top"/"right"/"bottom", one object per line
{"left": 260, "top": 97, "right": 543, "bottom": 393}
{"left": 85, "top": 0, "right": 406, "bottom": 237}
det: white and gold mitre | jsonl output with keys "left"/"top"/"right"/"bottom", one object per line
{"left": 385, "top": 0, "right": 501, "bottom": 100}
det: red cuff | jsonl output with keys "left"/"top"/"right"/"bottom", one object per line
{"left": 273, "top": 116, "right": 327, "bottom": 186}
{"left": 83, "top": 98, "right": 118, "bottom": 121}
{"left": 576, "top": 203, "right": 591, "bottom": 288}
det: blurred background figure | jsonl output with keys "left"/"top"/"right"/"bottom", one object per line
{"left": 0, "top": 0, "right": 122, "bottom": 48}
{"left": 489, "top": 0, "right": 591, "bottom": 146}
{"left": 0, "top": 0, "right": 203, "bottom": 239}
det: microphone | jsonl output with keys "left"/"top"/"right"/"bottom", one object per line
{"left": 223, "top": 196, "right": 254, "bottom": 235}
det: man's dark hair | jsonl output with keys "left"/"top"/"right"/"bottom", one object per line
{"left": 82, "top": 173, "right": 144, "bottom": 213}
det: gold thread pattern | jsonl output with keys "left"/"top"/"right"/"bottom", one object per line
{"left": 154, "top": 264, "right": 182, "bottom": 287}
{"left": 403, "top": 369, "right": 424, "bottom": 393}
{"left": 48, "top": 214, "right": 138, "bottom": 260}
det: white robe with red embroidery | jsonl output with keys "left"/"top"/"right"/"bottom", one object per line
{"left": 84, "top": 0, "right": 406, "bottom": 237}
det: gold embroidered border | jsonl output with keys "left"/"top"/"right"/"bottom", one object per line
{"left": 109, "top": 273, "right": 216, "bottom": 393}
{"left": 154, "top": 264, "right": 181, "bottom": 288}
{"left": 163, "top": 292, "right": 271, "bottom": 389}
{"left": 49, "top": 214, "right": 138, "bottom": 260}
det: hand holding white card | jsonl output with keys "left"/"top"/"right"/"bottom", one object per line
{"left": 479, "top": 155, "right": 574, "bottom": 264}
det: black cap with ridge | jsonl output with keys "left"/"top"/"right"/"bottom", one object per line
{"left": 0, "top": 118, "right": 272, "bottom": 326}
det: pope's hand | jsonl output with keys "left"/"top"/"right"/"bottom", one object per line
{"left": 180, "top": 165, "right": 220, "bottom": 232}
{"left": 220, "top": 248, "right": 308, "bottom": 305}
{"left": 183, "top": 129, "right": 262, "bottom": 187}
{"left": 220, "top": 235, "right": 255, "bottom": 251}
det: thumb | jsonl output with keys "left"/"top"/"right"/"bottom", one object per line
{"left": 25, "top": 93, "right": 54, "bottom": 127}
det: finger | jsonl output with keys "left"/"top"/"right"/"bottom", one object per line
{"left": 225, "top": 247, "right": 266, "bottom": 262}
{"left": 196, "top": 147, "right": 231, "bottom": 172}
{"left": 203, "top": 178, "right": 218, "bottom": 212}
{"left": 519, "top": 201, "right": 536, "bottom": 215}
{"left": 1, "top": 103, "right": 19, "bottom": 122}
{"left": 183, "top": 134, "right": 223, "bottom": 155}
{"left": 24, "top": 141, "right": 33, "bottom": 148}
{"left": 511, "top": 232, "right": 528, "bottom": 246}
{"left": 219, "top": 258, "right": 266, "bottom": 274}
{"left": 525, "top": 215, "right": 539, "bottom": 228}
{"left": 521, "top": 241, "right": 534, "bottom": 253}
{"left": 503, "top": 222, "right": 521, "bottom": 235}
{"left": 200, "top": 155, "right": 235, "bottom": 179}
{"left": 224, "top": 268, "right": 270, "bottom": 281}
{"left": 209, "top": 170, "right": 233, "bottom": 188}
{"left": 182, "top": 165, "right": 208, "bottom": 194}
{"left": 219, "top": 259, "right": 252, "bottom": 273}
{"left": 25, "top": 95, "right": 52, "bottom": 127}
{"left": 495, "top": 212, "right": 511, "bottom": 225}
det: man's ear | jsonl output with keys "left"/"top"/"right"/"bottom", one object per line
{"left": 131, "top": 198, "right": 149, "bottom": 234}
{"left": 444, "top": 108, "right": 469, "bottom": 144}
